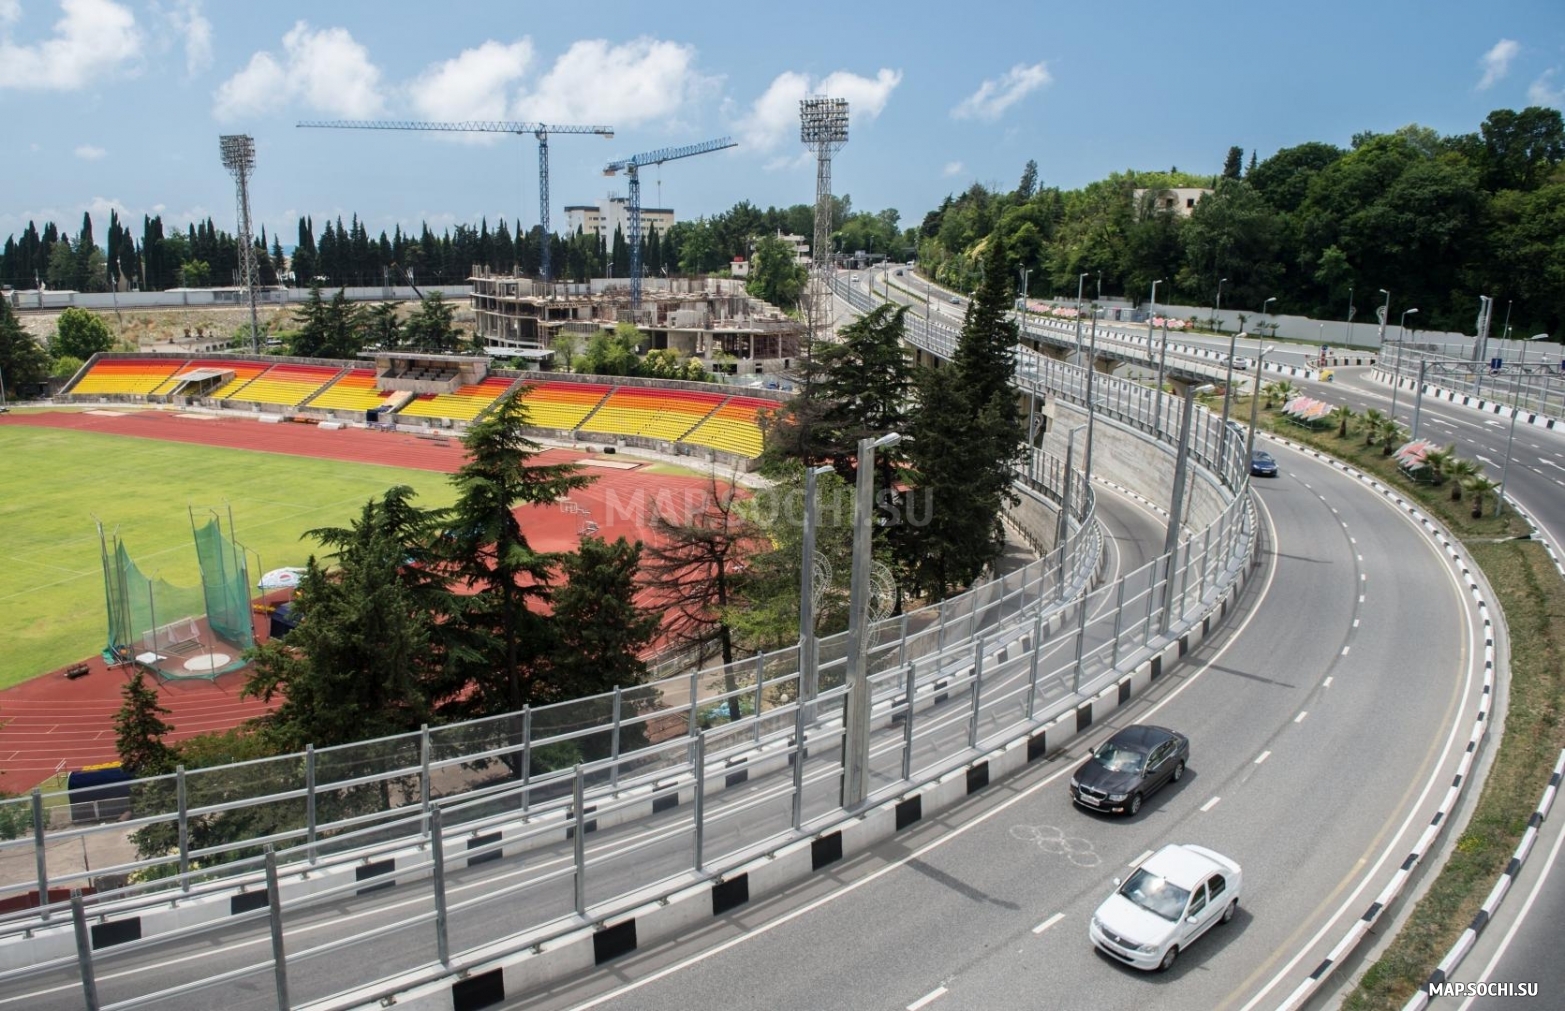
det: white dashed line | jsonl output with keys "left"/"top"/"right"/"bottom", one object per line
{"left": 1350, "top": 537, "right": 1357, "bottom": 544}
{"left": 1361, "top": 573, "right": 1367, "bottom": 581}
{"left": 1342, "top": 646, "right": 1351, "bottom": 655}
{"left": 908, "top": 987, "right": 948, "bottom": 1011}
{"left": 1033, "top": 913, "right": 1065, "bottom": 935}
{"left": 1130, "top": 849, "right": 1153, "bottom": 867}
{"left": 1295, "top": 711, "right": 1309, "bottom": 723}
{"left": 1323, "top": 677, "right": 1333, "bottom": 687}
{"left": 1359, "top": 594, "right": 1365, "bottom": 603}
{"left": 1201, "top": 796, "right": 1222, "bottom": 812}
{"left": 1255, "top": 751, "right": 1272, "bottom": 765}
{"left": 1353, "top": 619, "right": 1360, "bottom": 628}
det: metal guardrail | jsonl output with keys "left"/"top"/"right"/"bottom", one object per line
{"left": 0, "top": 274, "right": 1256, "bottom": 1010}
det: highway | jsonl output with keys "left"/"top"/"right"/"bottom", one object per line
{"left": 497, "top": 442, "right": 1484, "bottom": 1011}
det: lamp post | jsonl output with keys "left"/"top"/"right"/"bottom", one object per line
{"left": 1497, "top": 392, "right": 1521, "bottom": 519}
{"left": 1223, "top": 299, "right": 1270, "bottom": 458}
{"left": 1244, "top": 340, "right": 1271, "bottom": 471}
{"left": 1519, "top": 334, "right": 1550, "bottom": 414}
{"left": 1389, "top": 308, "right": 1418, "bottom": 422}
{"left": 843, "top": 432, "right": 900, "bottom": 809}
{"left": 1055, "top": 424, "right": 1088, "bottom": 596}
{"left": 1162, "top": 383, "right": 1215, "bottom": 628}
{"left": 1376, "top": 288, "right": 1391, "bottom": 351}
{"left": 1074, "top": 272, "right": 1088, "bottom": 351}
{"left": 1214, "top": 277, "right": 1228, "bottom": 333}
{"left": 1151, "top": 279, "right": 1168, "bottom": 430}
{"left": 798, "top": 463, "right": 835, "bottom": 715}
{"left": 1085, "top": 310, "right": 1101, "bottom": 482}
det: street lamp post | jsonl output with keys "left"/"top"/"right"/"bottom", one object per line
{"left": 1074, "top": 272, "right": 1088, "bottom": 352}
{"left": 1244, "top": 340, "right": 1271, "bottom": 471}
{"left": 1151, "top": 279, "right": 1168, "bottom": 430}
{"left": 1214, "top": 277, "right": 1227, "bottom": 333}
{"left": 1497, "top": 395, "right": 1521, "bottom": 519}
{"left": 1162, "top": 383, "right": 1215, "bottom": 629}
{"left": 798, "top": 464, "right": 835, "bottom": 716}
{"left": 843, "top": 432, "right": 900, "bottom": 809}
{"left": 1376, "top": 288, "right": 1391, "bottom": 351}
{"left": 1347, "top": 287, "right": 1356, "bottom": 348}
{"left": 1084, "top": 311, "right": 1100, "bottom": 482}
{"left": 1222, "top": 299, "right": 1270, "bottom": 459}
{"left": 1389, "top": 308, "right": 1418, "bottom": 422}
{"left": 1519, "top": 334, "right": 1550, "bottom": 414}
{"left": 1056, "top": 424, "right": 1088, "bottom": 596}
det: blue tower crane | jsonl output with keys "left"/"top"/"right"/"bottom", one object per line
{"left": 603, "top": 137, "right": 737, "bottom": 308}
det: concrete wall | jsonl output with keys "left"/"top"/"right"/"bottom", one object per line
{"left": 6, "top": 285, "right": 472, "bottom": 312}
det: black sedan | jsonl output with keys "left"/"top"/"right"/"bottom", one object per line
{"left": 1070, "top": 725, "right": 1189, "bottom": 815}
{"left": 1250, "top": 449, "right": 1279, "bottom": 477}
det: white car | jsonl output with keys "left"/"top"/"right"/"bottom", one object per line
{"left": 1221, "top": 354, "right": 1251, "bottom": 370}
{"left": 1089, "top": 843, "right": 1242, "bottom": 971}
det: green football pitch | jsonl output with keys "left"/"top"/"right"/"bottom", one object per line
{"left": 0, "top": 426, "right": 459, "bottom": 689}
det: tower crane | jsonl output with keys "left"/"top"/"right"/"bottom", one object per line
{"left": 297, "top": 120, "right": 615, "bottom": 282}
{"left": 604, "top": 137, "right": 737, "bottom": 309}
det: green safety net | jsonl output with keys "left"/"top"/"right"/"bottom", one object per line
{"left": 193, "top": 515, "right": 253, "bottom": 651}
{"left": 101, "top": 536, "right": 207, "bottom": 660}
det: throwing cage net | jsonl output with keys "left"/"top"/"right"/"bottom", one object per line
{"left": 99, "top": 509, "right": 254, "bottom": 680}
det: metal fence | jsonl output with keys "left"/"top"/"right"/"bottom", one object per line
{"left": 0, "top": 275, "right": 1257, "bottom": 1010}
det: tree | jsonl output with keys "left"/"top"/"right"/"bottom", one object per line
{"left": 439, "top": 394, "right": 595, "bottom": 719}
{"left": 402, "top": 291, "right": 462, "bottom": 353}
{"left": 365, "top": 302, "right": 403, "bottom": 350}
{"left": 746, "top": 234, "right": 807, "bottom": 309}
{"left": 575, "top": 323, "right": 643, "bottom": 376}
{"left": 1466, "top": 475, "right": 1499, "bottom": 517}
{"left": 546, "top": 536, "right": 660, "bottom": 699}
{"left": 50, "top": 354, "right": 84, "bottom": 379}
{"left": 1017, "top": 159, "right": 1039, "bottom": 200}
{"left": 1361, "top": 408, "right": 1386, "bottom": 445}
{"left": 814, "top": 302, "right": 914, "bottom": 468}
{"left": 0, "top": 298, "right": 50, "bottom": 394}
{"left": 289, "top": 285, "right": 364, "bottom": 359}
{"left": 640, "top": 473, "right": 760, "bottom": 720}
{"left": 243, "top": 486, "right": 452, "bottom": 749}
{"left": 114, "top": 670, "right": 176, "bottom": 776}
{"left": 900, "top": 365, "right": 994, "bottom": 597}
{"left": 1328, "top": 403, "right": 1355, "bottom": 438}
{"left": 1475, "top": 106, "right": 1565, "bottom": 192}
{"left": 1446, "top": 456, "right": 1480, "bottom": 500}
{"left": 1222, "top": 146, "right": 1245, "bottom": 180}
{"left": 46, "top": 238, "right": 75, "bottom": 289}
{"left": 180, "top": 259, "right": 212, "bottom": 288}
{"left": 52, "top": 307, "right": 114, "bottom": 360}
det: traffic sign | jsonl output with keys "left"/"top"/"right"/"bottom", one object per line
{"left": 1491, "top": 357, "right": 1503, "bottom": 371}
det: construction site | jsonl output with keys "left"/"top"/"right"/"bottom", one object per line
{"left": 468, "top": 270, "right": 806, "bottom": 372}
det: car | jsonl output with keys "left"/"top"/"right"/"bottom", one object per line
{"left": 949, "top": 295, "right": 962, "bottom": 304}
{"left": 895, "top": 269, "right": 903, "bottom": 276}
{"left": 1090, "top": 843, "right": 1243, "bottom": 971}
{"left": 851, "top": 274, "right": 859, "bottom": 282}
{"left": 1069, "top": 724, "right": 1189, "bottom": 815}
{"left": 1250, "top": 450, "right": 1279, "bottom": 477}
{"left": 1230, "top": 356, "right": 1251, "bottom": 370}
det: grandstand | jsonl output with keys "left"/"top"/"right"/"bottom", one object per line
{"left": 579, "top": 388, "right": 725, "bottom": 441}
{"left": 224, "top": 363, "right": 343, "bottom": 407}
{"left": 683, "top": 396, "right": 773, "bottom": 458}
{"left": 514, "top": 381, "right": 614, "bottom": 430}
{"left": 69, "top": 358, "right": 186, "bottom": 396}
{"left": 148, "top": 359, "right": 270, "bottom": 399}
{"left": 307, "top": 368, "right": 404, "bottom": 413}
{"left": 396, "top": 375, "right": 517, "bottom": 421}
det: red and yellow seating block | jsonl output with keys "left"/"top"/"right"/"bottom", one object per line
{"left": 70, "top": 358, "right": 187, "bottom": 396}
{"left": 309, "top": 369, "right": 400, "bottom": 412}
{"left": 226, "top": 364, "right": 343, "bottom": 407}
{"left": 681, "top": 396, "right": 773, "bottom": 458}
{"left": 514, "top": 382, "right": 614, "bottom": 430}
{"left": 579, "top": 388, "right": 725, "bottom": 440}
{"left": 396, "top": 376, "right": 517, "bottom": 421}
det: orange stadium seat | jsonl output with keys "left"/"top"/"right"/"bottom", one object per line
{"left": 225, "top": 363, "right": 344, "bottom": 407}
{"left": 681, "top": 396, "right": 773, "bottom": 458}
{"left": 396, "top": 376, "right": 517, "bottom": 421}
{"left": 151, "top": 359, "right": 270, "bottom": 398}
{"left": 514, "top": 381, "right": 614, "bottom": 430}
{"left": 70, "top": 358, "right": 187, "bottom": 396}
{"left": 308, "top": 369, "right": 401, "bottom": 412}
{"left": 578, "top": 387, "right": 726, "bottom": 441}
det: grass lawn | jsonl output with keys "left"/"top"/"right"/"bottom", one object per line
{"left": 0, "top": 426, "right": 458, "bottom": 688}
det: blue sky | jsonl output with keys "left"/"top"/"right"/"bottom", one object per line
{"left": 2, "top": 0, "right": 1562, "bottom": 247}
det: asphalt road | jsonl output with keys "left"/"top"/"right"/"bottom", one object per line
{"left": 496, "top": 416, "right": 1482, "bottom": 1011}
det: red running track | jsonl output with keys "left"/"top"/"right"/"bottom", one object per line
{"left": 0, "top": 408, "right": 717, "bottom": 792}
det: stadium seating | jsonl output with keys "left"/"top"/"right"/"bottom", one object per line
{"left": 225, "top": 364, "right": 344, "bottom": 407}
{"left": 579, "top": 387, "right": 725, "bottom": 441}
{"left": 151, "top": 359, "right": 270, "bottom": 398}
{"left": 514, "top": 382, "right": 614, "bottom": 430}
{"left": 308, "top": 369, "right": 401, "bottom": 412}
{"left": 681, "top": 396, "right": 773, "bottom": 458}
{"left": 396, "top": 376, "right": 517, "bottom": 421}
{"left": 70, "top": 358, "right": 187, "bottom": 396}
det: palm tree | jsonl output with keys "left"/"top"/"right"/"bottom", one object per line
{"left": 1376, "top": 417, "right": 1406, "bottom": 455}
{"left": 1265, "top": 380, "right": 1295, "bottom": 410}
{"left": 1361, "top": 408, "right": 1386, "bottom": 446}
{"left": 1422, "top": 446, "right": 1453, "bottom": 486}
{"left": 1466, "top": 475, "right": 1499, "bottom": 518}
{"left": 1445, "top": 458, "right": 1479, "bottom": 500}
{"left": 1329, "top": 403, "right": 1355, "bottom": 438}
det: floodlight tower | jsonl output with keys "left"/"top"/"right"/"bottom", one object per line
{"left": 800, "top": 97, "right": 848, "bottom": 344}
{"left": 219, "top": 135, "right": 262, "bottom": 353}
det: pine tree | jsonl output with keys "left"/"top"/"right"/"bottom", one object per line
{"left": 0, "top": 297, "right": 51, "bottom": 393}
{"left": 114, "top": 670, "right": 177, "bottom": 776}
{"left": 1222, "top": 146, "right": 1245, "bottom": 180}
{"left": 546, "top": 536, "right": 659, "bottom": 701}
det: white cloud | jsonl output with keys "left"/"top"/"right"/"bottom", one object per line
{"left": 1477, "top": 39, "right": 1520, "bottom": 90}
{"left": 213, "top": 21, "right": 385, "bottom": 121}
{"left": 0, "top": 0, "right": 143, "bottom": 91}
{"left": 952, "top": 61, "right": 1051, "bottom": 121}
{"left": 154, "top": 0, "right": 212, "bottom": 77}
{"left": 1528, "top": 69, "right": 1563, "bottom": 108}
{"left": 74, "top": 144, "right": 105, "bottom": 160}
{"left": 943, "top": 161, "right": 964, "bottom": 176}
{"left": 513, "top": 37, "right": 714, "bottom": 127}
{"left": 736, "top": 67, "right": 902, "bottom": 152}
{"left": 409, "top": 39, "right": 533, "bottom": 124}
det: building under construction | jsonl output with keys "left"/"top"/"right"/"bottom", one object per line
{"left": 469, "top": 270, "right": 805, "bottom": 368}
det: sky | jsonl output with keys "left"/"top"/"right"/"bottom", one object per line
{"left": 1, "top": 0, "right": 1563, "bottom": 249}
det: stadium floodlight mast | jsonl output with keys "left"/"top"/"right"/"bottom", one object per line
{"left": 800, "top": 97, "right": 848, "bottom": 346}
{"left": 219, "top": 135, "right": 262, "bottom": 353}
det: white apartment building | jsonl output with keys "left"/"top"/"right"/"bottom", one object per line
{"left": 563, "top": 196, "right": 675, "bottom": 240}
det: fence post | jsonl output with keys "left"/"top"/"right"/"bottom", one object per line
{"left": 610, "top": 688, "right": 623, "bottom": 790}
{"left": 692, "top": 733, "right": 707, "bottom": 872}
{"left": 520, "top": 706, "right": 532, "bottom": 813}
{"left": 687, "top": 670, "right": 701, "bottom": 746}
{"left": 1072, "top": 589, "right": 1090, "bottom": 693}
{"left": 902, "top": 661, "right": 918, "bottom": 781}
{"left": 176, "top": 765, "right": 189, "bottom": 891}
{"left": 264, "top": 847, "right": 290, "bottom": 1011}
{"left": 572, "top": 766, "right": 587, "bottom": 916}
{"left": 790, "top": 704, "right": 806, "bottom": 831}
{"left": 70, "top": 890, "right": 99, "bottom": 1011}
{"left": 754, "top": 652, "right": 765, "bottom": 743}
{"left": 1196, "top": 527, "right": 1212, "bottom": 606}
{"left": 1026, "top": 613, "right": 1043, "bottom": 719}
{"left": 1110, "top": 577, "right": 1127, "bottom": 669}
{"left": 430, "top": 807, "right": 450, "bottom": 967}
{"left": 898, "top": 612, "right": 910, "bottom": 665}
{"left": 304, "top": 745, "right": 317, "bottom": 865}
{"left": 420, "top": 724, "right": 432, "bottom": 836}
{"left": 31, "top": 789, "right": 48, "bottom": 920}
{"left": 968, "top": 635, "right": 984, "bottom": 749}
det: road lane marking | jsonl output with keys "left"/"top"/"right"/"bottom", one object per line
{"left": 908, "top": 987, "right": 948, "bottom": 1010}
{"left": 1353, "top": 619, "right": 1360, "bottom": 628}
{"left": 1322, "top": 677, "right": 1333, "bottom": 687}
{"left": 1342, "top": 646, "right": 1351, "bottom": 655}
{"left": 1359, "top": 594, "right": 1365, "bottom": 602}
{"left": 1254, "top": 751, "right": 1271, "bottom": 765}
{"left": 1033, "top": 913, "right": 1065, "bottom": 935}
{"left": 1295, "top": 711, "right": 1309, "bottom": 723}
{"left": 1130, "top": 849, "right": 1154, "bottom": 867}
{"left": 1201, "top": 796, "right": 1222, "bottom": 812}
